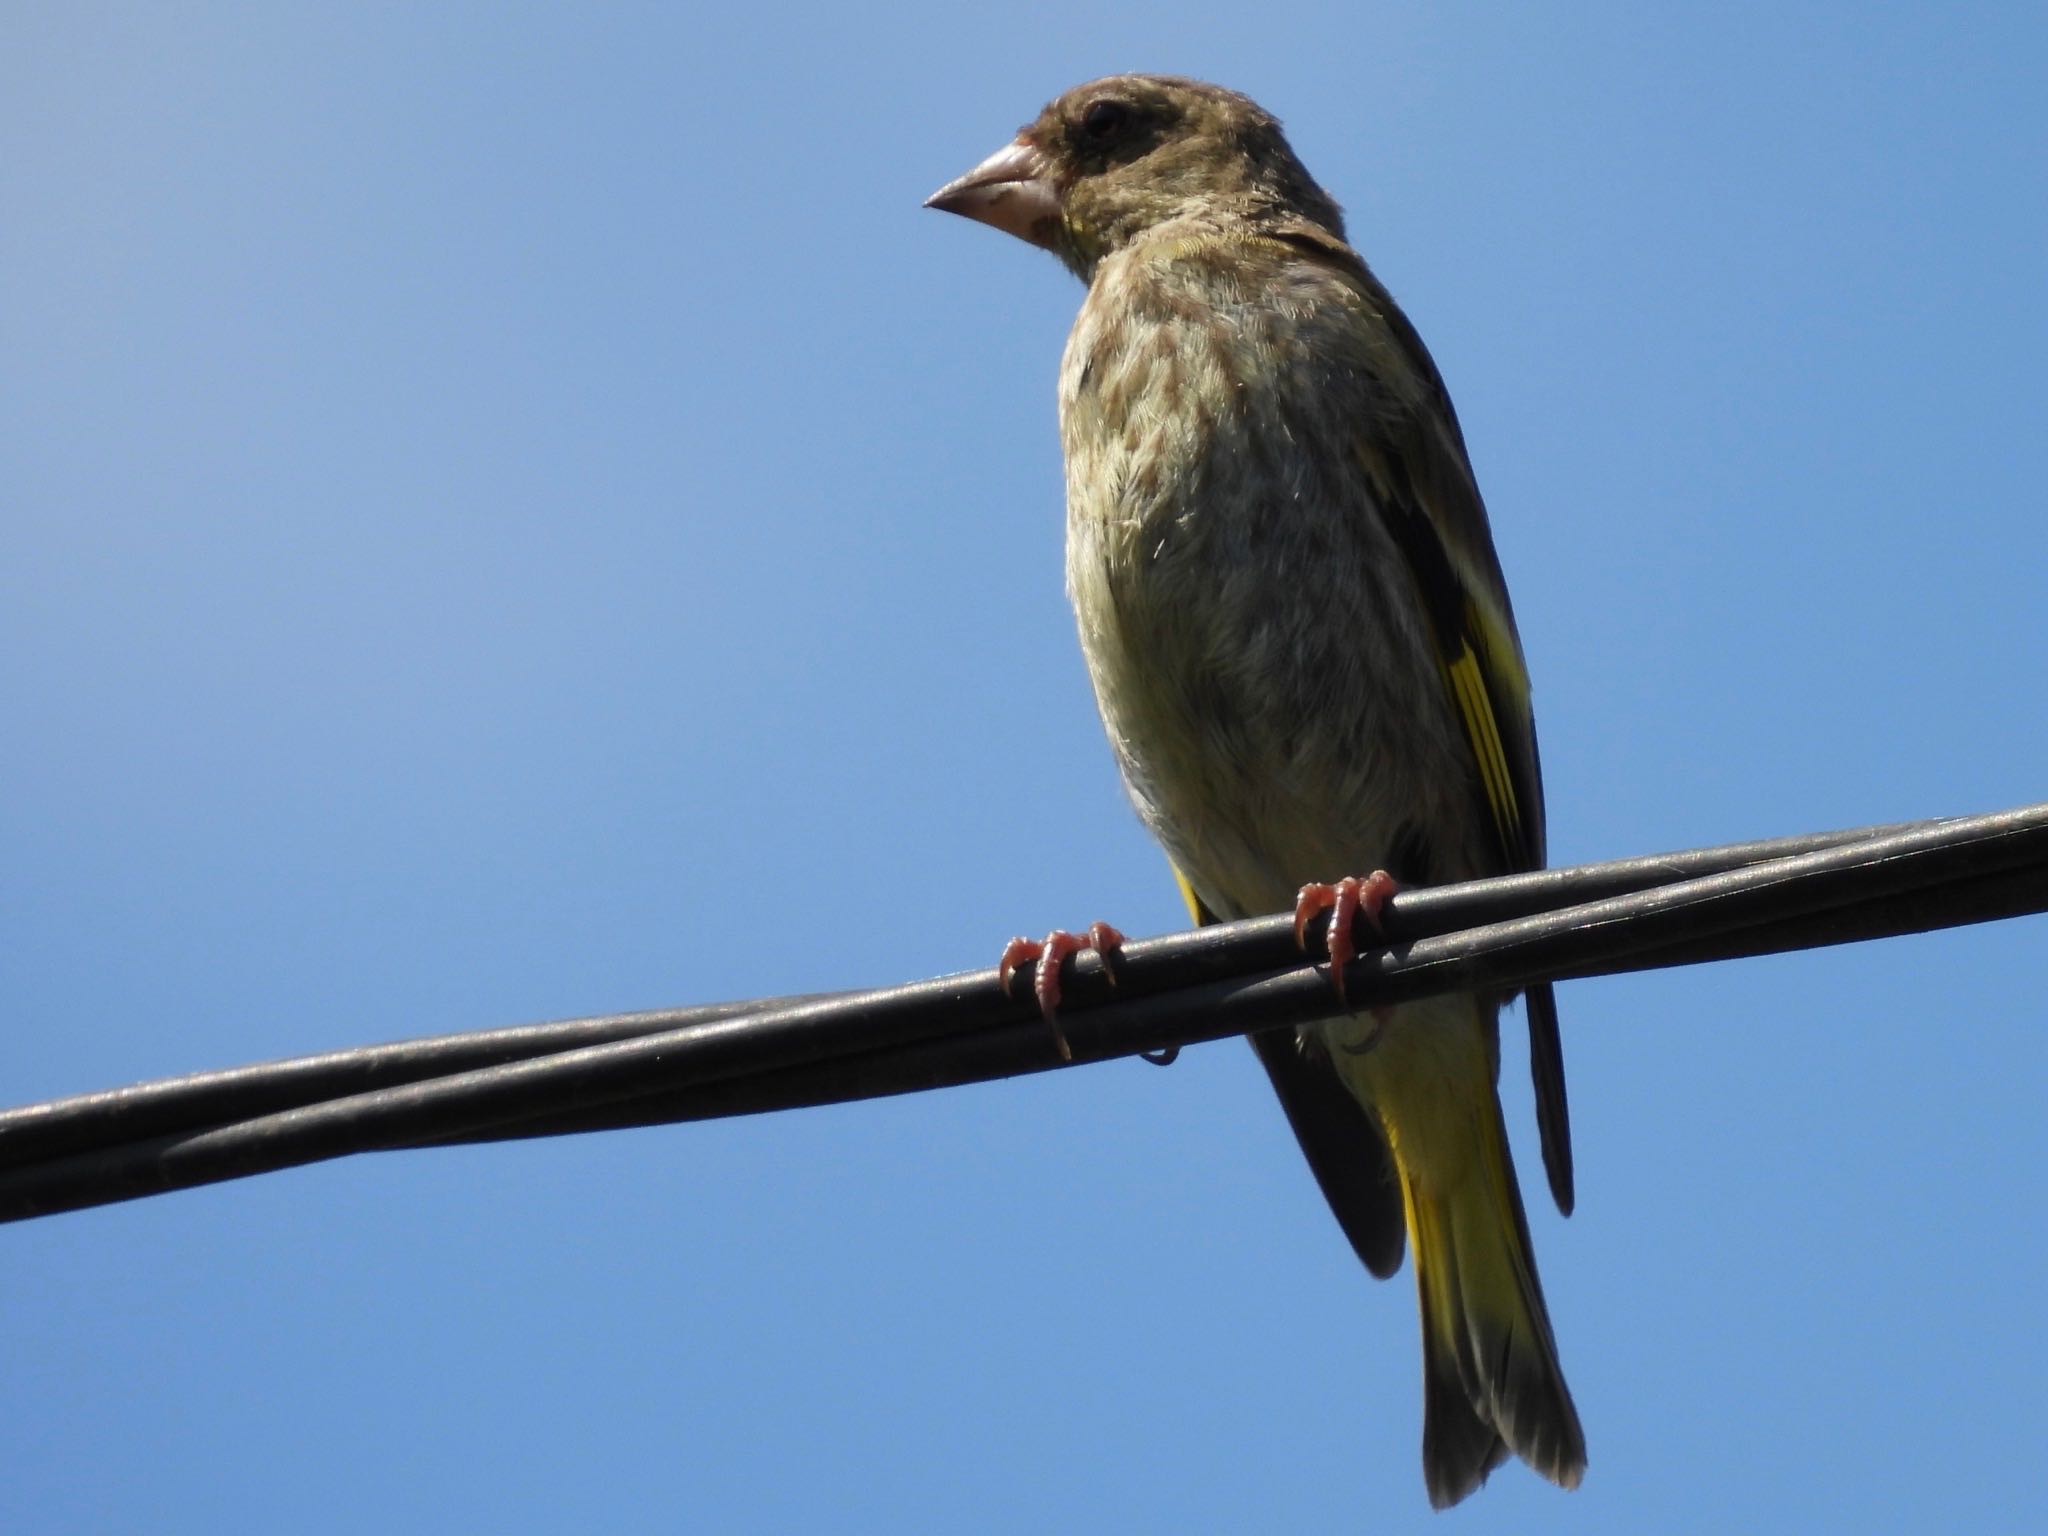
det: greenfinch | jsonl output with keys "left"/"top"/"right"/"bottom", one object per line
{"left": 929, "top": 75, "right": 1583, "bottom": 1506}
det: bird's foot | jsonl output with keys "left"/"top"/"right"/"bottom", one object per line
{"left": 999, "top": 921, "right": 1127, "bottom": 1062}
{"left": 1293, "top": 870, "right": 1399, "bottom": 1006}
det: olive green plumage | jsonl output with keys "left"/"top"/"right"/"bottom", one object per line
{"left": 930, "top": 75, "right": 1584, "bottom": 1507}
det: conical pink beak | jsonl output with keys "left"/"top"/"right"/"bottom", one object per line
{"left": 925, "top": 138, "right": 1062, "bottom": 249}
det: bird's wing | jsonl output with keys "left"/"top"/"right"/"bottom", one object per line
{"left": 1371, "top": 434, "right": 1574, "bottom": 1218}
{"left": 1270, "top": 223, "right": 1575, "bottom": 1215}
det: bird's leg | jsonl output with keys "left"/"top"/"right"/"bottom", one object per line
{"left": 999, "top": 921, "right": 1127, "bottom": 1062}
{"left": 1294, "top": 870, "right": 1399, "bottom": 1007}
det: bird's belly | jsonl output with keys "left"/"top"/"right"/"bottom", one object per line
{"left": 1066, "top": 500, "right": 1469, "bottom": 922}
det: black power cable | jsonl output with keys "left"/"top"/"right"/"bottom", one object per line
{"left": 2, "top": 802, "right": 2043, "bottom": 1224}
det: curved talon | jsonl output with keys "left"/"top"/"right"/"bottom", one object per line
{"left": 1336, "top": 1014, "right": 1387, "bottom": 1056}
{"left": 998, "top": 936, "right": 1040, "bottom": 1000}
{"left": 1292, "top": 870, "right": 1399, "bottom": 1005}
{"left": 1293, "top": 885, "right": 1331, "bottom": 951}
{"left": 1084, "top": 921, "right": 1126, "bottom": 985}
{"left": 1355, "top": 869, "right": 1398, "bottom": 929}
{"left": 996, "top": 922, "right": 1128, "bottom": 1063}
{"left": 1140, "top": 1045, "right": 1180, "bottom": 1066}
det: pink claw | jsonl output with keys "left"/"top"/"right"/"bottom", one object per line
{"left": 998, "top": 921, "right": 1128, "bottom": 1062}
{"left": 1293, "top": 870, "right": 1399, "bottom": 1005}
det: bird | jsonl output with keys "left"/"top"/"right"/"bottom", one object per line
{"left": 926, "top": 75, "right": 1584, "bottom": 1506}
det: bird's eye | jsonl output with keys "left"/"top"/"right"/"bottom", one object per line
{"left": 1080, "top": 99, "right": 1131, "bottom": 141}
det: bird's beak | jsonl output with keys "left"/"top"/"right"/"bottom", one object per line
{"left": 925, "top": 138, "right": 1061, "bottom": 249}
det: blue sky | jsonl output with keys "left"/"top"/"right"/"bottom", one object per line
{"left": 5, "top": 4, "right": 2045, "bottom": 1531}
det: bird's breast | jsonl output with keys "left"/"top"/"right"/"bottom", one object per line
{"left": 1056, "top": 240, "right": 1490, "bottom": 913}
{"left": 1056, "top": 249, "right": 1475, "bottom": 916}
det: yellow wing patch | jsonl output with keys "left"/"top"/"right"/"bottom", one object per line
{"left": 1441, "top": 596, "right": 1531, "bottom": 859}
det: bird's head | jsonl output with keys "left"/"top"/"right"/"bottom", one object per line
{"left": 925, "top": 75, "right": 1344, "bottom": 280}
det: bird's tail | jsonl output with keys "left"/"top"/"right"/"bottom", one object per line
{"left": 1401, "top": 1092, "right": 1586, "bottom": 1507}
